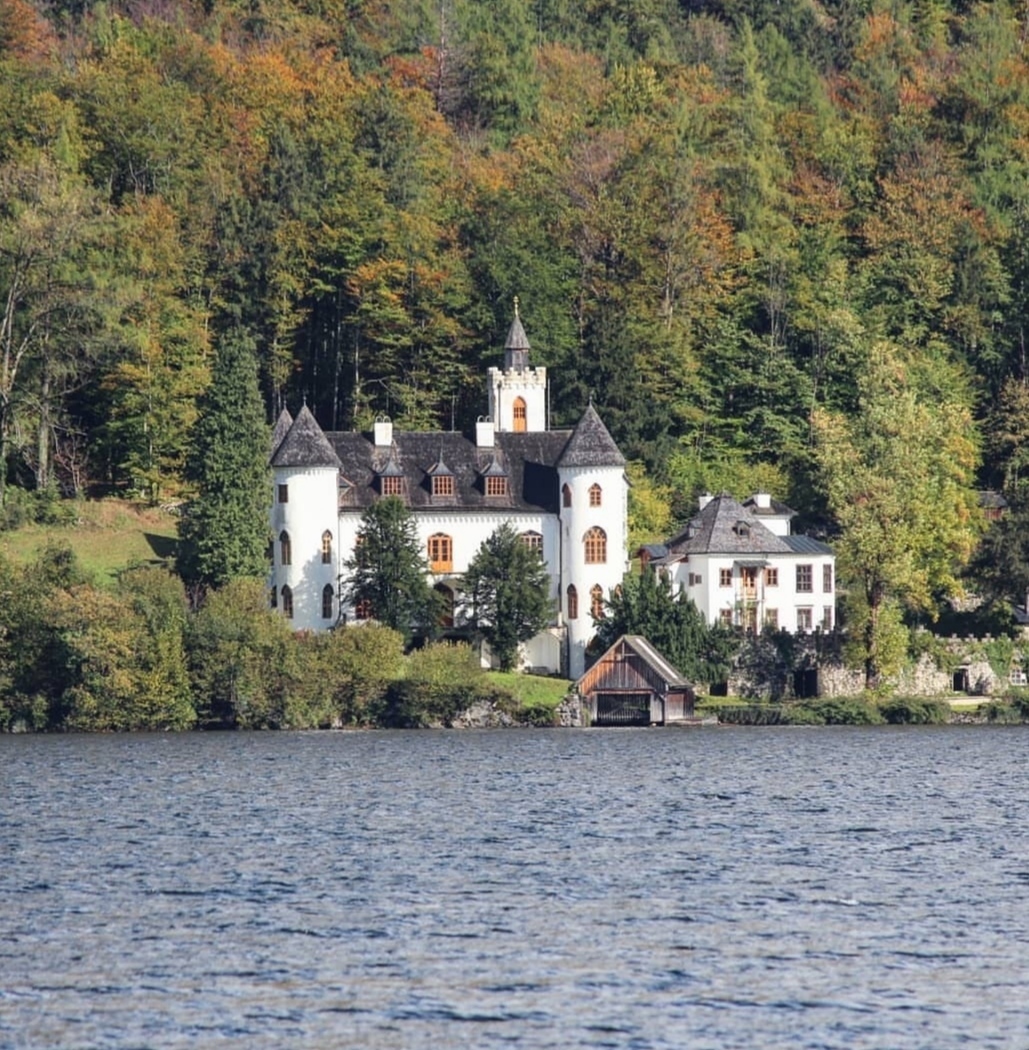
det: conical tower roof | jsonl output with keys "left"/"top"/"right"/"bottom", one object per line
{"left": 270, "top": 405, "right": 341, "bottom": 468}
{"left": 557, "top": 403, "right": 625, "bottom": 468}
{"left": 503, "top": 297, "right": 531, "bottom": 370}
{"left": 271, "top": 407, "right": 293, "bottom": 458}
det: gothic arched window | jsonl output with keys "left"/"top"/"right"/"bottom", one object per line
{"left": 590, "top": 584, "right": 604, "bottom": 619}
{"left": 589, "top": 483, "right": 602, "bottom": 507}
{"left": 513, "top": 396, "right": 527, "bottom": 432}
{"left": 282, "top": 585, "right": 293, "bottom": 619}
{"left": 567, "top": 585, "right": 578, "bottom": 620}
{"left": 321, "top": 531, "right": 333, "bottom": 564}
{"left": 322, "top": 584, "right": 334, "bottom": 620}
{"left": 279, "top": 530, "right": 292, "bottom": 566}
{"left": 562, "top": 483, "right": 572, "bottom": 508}
{"left": 584, "top": 526, "right": 607, "bottom": 564}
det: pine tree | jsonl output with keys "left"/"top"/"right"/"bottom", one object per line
{"left": 462, "top": 523, "right": 553, "bottom": 671}
{"left": 176, "top": 328, "right": 270, "bottom": 592}
{"left": 342, "top": 497, "right": 441, "bottom": 645}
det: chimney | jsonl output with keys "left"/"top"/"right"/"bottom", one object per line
{"left": 373, "top": 416, "right": 393, "bottom": 447}
{"left": 476, "top": 416, "right": 495, "bottom": 448}
{"left": 754, "top": 492, "right": 772, "bottom": 509}
{"left": 698, "top": 492, "right": 714, "bottom": 511}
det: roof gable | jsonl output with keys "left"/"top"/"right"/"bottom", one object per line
{"left": 577, "top": 634, "right": 690, "bottom": 691}
{"left": 666, "top": 494, "right": 792, "bottom": 555}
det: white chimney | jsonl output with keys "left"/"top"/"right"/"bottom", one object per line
{"left": 754, "top": 492, "right": 772, "bottom": 509}
{"left": 373, "top": 416, "right": 393, "bottom": 447}
{"left": 698, "top": 492, "right": 714, "bottom": 511}
{"left": 476, "top": 416, "right": 495, "bottom": 448}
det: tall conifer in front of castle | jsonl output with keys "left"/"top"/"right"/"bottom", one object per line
{"left": 177, "top": 329, "right": 269, "bottom": 592}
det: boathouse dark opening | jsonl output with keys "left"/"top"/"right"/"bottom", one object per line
{"left": 594, "top": 692, "right": 651, "bottom": 726}
{"left": 953, "top": 667, "right": 969, "bottom": 693}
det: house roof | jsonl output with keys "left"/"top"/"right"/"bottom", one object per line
{"left": 557, "top": 403, "right": 625, "bottom": 468}
{"left": 783, "top": 535, "right": 834, "bottom": 556}
{"left": 577, "top": 634, "right": 690, "bottom": 692}
{"left": 270, "top": 405, "right": 342, "bottom": 469}
{"left": 663, "top": 494, "right": 793, "bottom": 557}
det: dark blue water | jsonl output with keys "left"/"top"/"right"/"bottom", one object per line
{"left": 2, "top": 727, "right": 1027, "bottom": 1049}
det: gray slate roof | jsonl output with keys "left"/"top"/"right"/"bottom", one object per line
{"left": 270, "top": 405, "right": 342, "bottom": 469}
{"left": 741, "top": 494, "right": 796, "bottom": 519}
{"left": 271, "top": 407, "right": 293, "bottom": 458}
{"left": 663, "top": 494, "right": 793, "bottom": 557}
{"left": 557, "top": 403, "right": 625, "bottom": 468}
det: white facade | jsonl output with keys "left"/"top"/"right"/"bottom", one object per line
{"left": 268, "top": 310, "right": 628, "bottom": 678}
{"left": 649, "top": 493, "right": 836, "bottom": 635}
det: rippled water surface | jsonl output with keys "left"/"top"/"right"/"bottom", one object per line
{"left": 2, "top": 727, "right": 1028, "bottom": 1049}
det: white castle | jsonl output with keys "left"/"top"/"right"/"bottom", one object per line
{"left": 268, "top": 304, "right": 628, "bottom": 678}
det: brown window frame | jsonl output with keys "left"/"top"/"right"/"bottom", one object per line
{"left": 719, "top": 567, "right": 732, "bottom": 587}
{"left": 279, "top": 530, "right": 291, "bottom": 566}
{"left": 321, "top": 530, "right": 333, "bottom": 564}
{"left": 432, "top": 474, "right": 454, "bottom": 498}
{"left": 513, "top": 396, "right": 527, "bottom": 432}
{"left": 797, "top": 564, "right": 813, "bottom": 593}
{"left": 428, "top": 533, "right": 453, "bottom": 573}
{"left": 583, "top": 526, "right": 607, "bottom": 564}
{"left": 485, "top": 475, "right": 508, "bottom": 497}
{"left": 567, "top": 585, "right": 578, "bottom": 620}
{"left": 381, "top": 475, "right": 404, "bottom": 497}
{"left": 322, "top": 584, "right": 334, "bottom": 620}
{"left": 590, "top": 584, "right": 604, "bottom": 619}
{"left": 589, "top": 483, "right": 602, "bottom": 507}
{"left": 281, "top": 585, "right": 293, "bottom": 619}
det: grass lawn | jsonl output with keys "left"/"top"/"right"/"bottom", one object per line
{"left": 0, "top": 500, "right": 179, "bottom": 584}
{"left": 488, "top": 670, "right": 573, "bottom": 709}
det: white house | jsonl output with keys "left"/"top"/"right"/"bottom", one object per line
{"left": 643, "top": 492, "right": 836, "bottom": 634}
{"left": 268, "top": 304, "right": 628, "bottom": 678}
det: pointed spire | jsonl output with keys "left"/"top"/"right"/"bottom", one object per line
{"left": 557, "top": 403, "right": 625, "bottom": 468}
{"left": 271, "top": 406, "right": 293, "bottom": 459}
{"left": 504, "top": 296, "right": 531, "bottom": 371}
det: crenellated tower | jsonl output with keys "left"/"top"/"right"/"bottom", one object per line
{"left": 487, "top": 298, "right": 547, "bottom": 433}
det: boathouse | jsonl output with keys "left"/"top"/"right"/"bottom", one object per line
{"left": 577, "top": 635, "right": 694, "bottom": 726}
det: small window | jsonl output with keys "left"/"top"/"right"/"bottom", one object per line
{"left": 513, "top": 396, "right": 527, "bottom": 432}
{"left": 381, "top": 475, "right": 404, "bottom": 497}
{"left": 584, "top": 526, "right": 606, "bottom": 564}
{"left": 822, "top": 605, "right": 833, "bottom": 630}
{"left": 823, "top": 564, "right": 833, "bottom": 593}
{"left": 277, "top": 483, "right": 288, "bottom": 503}
{"left": 589, "top": 483, "right": 602, "bottom": 507}
{"left": 521, "top": 531, "right": 543, "bottom": 556}
{"left": 590, "top": 584, "right": 604, "bottom": 619}
{"left": 282, "top": 585, "right": 293, "bottom": 619}
{"left": 797, "top": 607, "right": 813, "bottom": 631}
{"left": 270, "top": 587, "right": 278, "bottom": 609}
{"left": 719, "top": 608, "right": 733, "bottom": 625}
{"left": 797, "top": 564, "right": 813, "bottom": 592}
{"left": 765, "top": 608, "right": 778, "bottom": 629}
{"left": 562, "top": 483, "right": 572, "bottom": 508}
{"left": 567, "top": 585, "right": 578, "bottom": 620}
{"left": 355, "top": 597, "right": 372, "bottom": 620}
{"left": 322, "top": 584, "right": 334, "bottom": 620}
{"left": 719, "top": 567, "right": 732, "bottom": 587}
{"left": 428, "top": 533, "right": 453, "bottom": 573}
{"left": 279, "top": 530, "right": 291, "bottom": 566}
{"left": 765, "top": 567, "right": 778, "bottom": 587}
{"left": 688, "top": 572, "right": 702, "bottom": 586}
{"left": 486, "top": 475, "right": 508, "bottom": 497}
{"left": 321, "top": 530, "right": 333, "bottom": 564}
{"left": 432, "top": 474, "right": 454, "bottom": 497}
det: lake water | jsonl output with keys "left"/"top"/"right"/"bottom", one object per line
{"left": 1, "top": 727, "right": 1027, "bottom": 1049}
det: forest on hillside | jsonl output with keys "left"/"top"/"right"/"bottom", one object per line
{"left": 5, "top": 0, "right": 1029, "bottom": 675}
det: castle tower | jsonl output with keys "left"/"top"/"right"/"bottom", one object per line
{"left": 487, "top": 299, "right": 547, "bottom": 433}
{"left": 557, "top": 403, "right": 628, "bottom": 679}
{"left": 269, "top": 405, "right": 342, "bottom": 631}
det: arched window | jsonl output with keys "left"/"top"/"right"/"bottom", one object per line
{"left": 428, "top": 533, "right": 453, "bottom": 573}
{"left": 521, "top": 531, "right": 543, "bottom": 556}
{"left": 279, "top": 530, "right": 292, "bottom": 566}
{"left": 355, "top": 597, "right": 372, "bottom": 620}
{"left": 322, "top": 584, "right": 334, "bottom": 620}
{"left": 562, "top": 483, "right": 572, "bottom": 508}
{"left": 513, "top": 396, "right": 527, "bottom": 432}
{"left": 590, "top": 584, "right": 604, "bottom": 619}
{"left": 584, "top": 526, "right": 606, "bottom": 564}
{"left": 435, "top": 583, "right": 454, "bottom": 628}
{"left": 269, "top": 587, "right": 277, "bottom": 609}
{"left": 281, "top": 586, "right": 293, "bottom": 619}
{"left": 567, "top": 585, "right": 578, "bottom": 620}
{"left": 321, "top": 531, "right": 333, "bottom": 564}
{"left": 589, "top": 483, "right": 602, "bottom": 507}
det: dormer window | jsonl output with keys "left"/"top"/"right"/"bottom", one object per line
{"left": 381, "top": 475, "right": 404, "bottom": 497}
{"left": 432, "top": 474, "right": 455, "bottom": 497}
{"left": 480, "top": 456, "right": 509, "bottom": 499}
{"left": 486, "top": 475, "right": 508, "bottom": 497}
{"left": 733, "top": 520, "right": 751, "bottom": 537}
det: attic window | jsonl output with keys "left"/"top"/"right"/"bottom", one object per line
{"left": 733, "top": 520, "right": 751, "bottom": 537}
{"left": 486, "top": 475, "right": 508, "bottom": 497}
{"left": 381, "top": 475, "right": 404, "bottom": 497}
{"left": 432, "top": 474, "right": 454, "bottom": 498}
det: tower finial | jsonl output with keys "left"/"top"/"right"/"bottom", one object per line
{"left": 513, "top": 295, "right": 520, "bottom": 318}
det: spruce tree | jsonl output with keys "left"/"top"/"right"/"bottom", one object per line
{"left": 176, "top": 328, "right": 269, "bottom": 592}
{"left": 342, "top": 497, "right": 440, "bottom": 645}
{"left": 462, "top": 524, "right": 553, "bottom": 672}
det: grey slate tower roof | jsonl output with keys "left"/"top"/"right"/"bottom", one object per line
{"left": 271, "top": 407, "right": 293, "bottom": 458}
{"left": 270, "top": 405, "right": 342, "bottom": 468}
{"left": 557, "top": 403, "right": 626, "bottom": 468}
{"left": 663, "top": 494, "right": 792, "bottom": 557}
{"left": 503, "top": 298, "right": 531, "bottom": 371}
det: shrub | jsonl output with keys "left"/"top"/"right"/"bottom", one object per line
{"left": 795, "top": 697, "right": 883, "bottom": 725}
{"left": 878, "top": 696, "right": 948, "bottom": 724}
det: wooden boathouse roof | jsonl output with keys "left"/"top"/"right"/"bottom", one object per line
{"left": 577, "top": 634, "right": 690, "bottom": 696}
